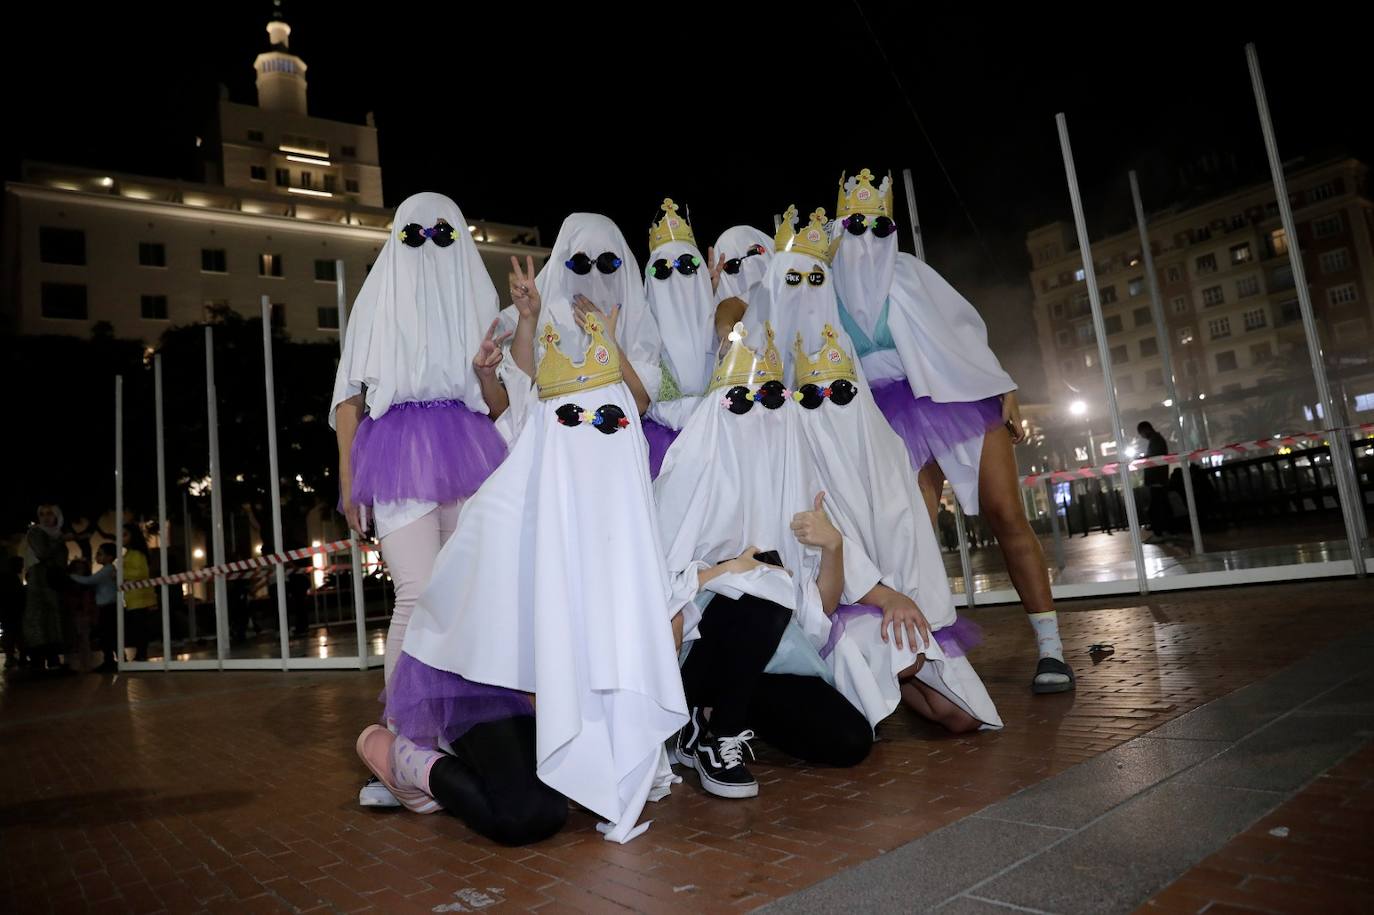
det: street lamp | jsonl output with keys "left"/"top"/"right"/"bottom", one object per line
{"left": 1070, "top": 400, "right": 1096, "bottom": 465}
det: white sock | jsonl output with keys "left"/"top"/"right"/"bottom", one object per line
{"left": 1027, "top": 611, "right": 1065, "bottom": 663}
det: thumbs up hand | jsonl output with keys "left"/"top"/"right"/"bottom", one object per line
{"left": 790, "top": 491, "right": 842, "bottom": 552}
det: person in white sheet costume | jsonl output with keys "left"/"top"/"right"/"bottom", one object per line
{"left": 654, "top": 314, "right": 874, "bottom": 799}
{"left": 330, "top": 192, "right": 510, "bottom": 810}
{"left": 747, "top": 205, "right": 1002, "bottom": 734}
{"left": 641, "top": 199, "right": 716, "bottom": 477}
{"left": 829, "top": 169, "right": 1072, "bottom": 695}
{"left": 396, "top": 212, "right": 688, "bottom": 845}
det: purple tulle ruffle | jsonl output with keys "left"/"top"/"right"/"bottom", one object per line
{"left": 641, "top": 417, "right": 680, "bottom": 480}
{"left": 869, "top": 379, "right": 1003, "bottom": 472}
{"left": 383, "top": 651, "right": 533, "bottom": 749}
{"left": 351, "top": 400, "right": 506, "bottom": 506}
{"left": 820, "top": 603, "right": 984, "bottom": 660}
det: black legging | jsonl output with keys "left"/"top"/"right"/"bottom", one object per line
{"left": 680, "top": 593, "right": 872, "bottom": 768}
{"left": 427, "top": 716, "right": 568, "bottom": 846}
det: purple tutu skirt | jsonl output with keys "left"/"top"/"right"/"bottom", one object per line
{"left": 869, "top": 379, "right": 1003, "bottom": 472}
{"left": 820, "top": 603, "right": 983, "bottom": 660}
{"left": 384, "top": 651, "right": 533, "bottom": 749}
{"left": 641, "top": 417, "right": 680, "bottom": 480}
{"left": 351, "top": 400, "right": 507, "bottom": 506}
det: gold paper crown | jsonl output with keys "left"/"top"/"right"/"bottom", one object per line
{"left": 649, "top": 198, "right": 696, "bottom": 252}
{"left": 835, "top": 168, "right": 894, "bottom": 219}
{"left": 793, "top": 324, "right": 857, "bottom": 387}
{"left": 710, "top": 320, "right": 784, "bottom": 391}
{"left": 774, "top": 205, "right": 841, "bottom": 263}
{"left": 535, "top": 315, "right": 623, "bottom": 400}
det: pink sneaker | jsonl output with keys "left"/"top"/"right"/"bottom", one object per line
{"left": 355, "top": 725, "right": 441, "bottom": 815}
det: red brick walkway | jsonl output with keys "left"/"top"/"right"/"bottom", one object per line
{"left": 0, "top": 579, "right": 1367, "bottom": 914}
{"left": 1139, "top": 738, "right": 1374, "bottom": 914}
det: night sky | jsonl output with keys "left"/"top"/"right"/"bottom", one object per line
{"left": 6, "top": 3, "right": 1369, "bottom": 400}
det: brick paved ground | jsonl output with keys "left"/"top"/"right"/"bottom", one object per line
{"left": 1139, "top": 738, "right": 1374, "bottom": 915}
{"left": 1, "top": 579, "right": 1368, "bottom": 914}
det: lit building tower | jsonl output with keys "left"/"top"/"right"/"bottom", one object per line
{"left": 254, "top": 2, "right": 308, "bottom": 115}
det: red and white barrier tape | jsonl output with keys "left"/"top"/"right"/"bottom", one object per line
{"left": 1021, "top": 422, "right": 1374, "bottom": 488}
{"left": 120, "top": 538, "right": 360, "bottom": 591}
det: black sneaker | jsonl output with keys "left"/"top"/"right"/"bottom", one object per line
{"left": 694, "top": 729, "right": 758, "bottom": 799}
{"left": 675, "top": 707, "right": 706, "bottom": 769}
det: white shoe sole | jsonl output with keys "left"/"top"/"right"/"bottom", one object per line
{"left": 699, "top": 770, "right": 758, "bottom": 799}
{"left": 358, "top": 784, "right": 401, "bottom": 807}
{"left": 674, "top": 746, "right": 697, "bottom": 769}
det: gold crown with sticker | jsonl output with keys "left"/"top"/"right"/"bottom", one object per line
{"left": 535, "top": 314, "right": 623, "bottom": 400}
{"left": 710, "top": 318, "right": 784, "bottom": 391}
{"left": 835, "top": 168, "right": 894, "bottom": 219}
{"left": 793, "top": 324, "right": 856, "bottom": 387}
{"left": 649, "top": 198, "right": 697, "bottom": 252}
{"left": 774, "top": 205, "right": 841, "bottom": 263}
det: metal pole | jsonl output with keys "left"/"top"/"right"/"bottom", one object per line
{"left": 205, "top": 326, "right": 228, "bottom": 667}
{"left": 155, "top": 355, "right": 171, "bottom": 669}
{"left": 952, "top": 499, "right": 976, "bottom": 607}
{"left": 182, "top": 490, "right": 196, "bottom": 643}
{"left": 262, "top": 297, "right": 290, "bottom": 670}
{"left": 337, "top": 261, "right": 369, "bottom": 670}
{"left": 114, "top": 375, "right": 125, "bottom": 668}
{"left": 901, "top": 168, "right": 926, "bottom": 261}
{"left": 1129, "top": 171, "right": 1204, "bottom": 555}
{"left": 1056, "top": 113, "right": 1149, "bottom": 594}
{"left": 1247, "top": 44, "right": 1366, "bottom": 574}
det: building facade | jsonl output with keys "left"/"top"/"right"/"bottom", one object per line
{"left": 1027, "top": 158, "right": 1374, "bottom": 456}
{"left": 3, "top": 8, "right": 545, "bottom": 342}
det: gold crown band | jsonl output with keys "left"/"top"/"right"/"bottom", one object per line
{"left": 649, "top": 198, "right": 697, "bottom": 252}
{"left": 535, "top": 317, "right": 624, "bottom": 400}
{"left": 793, "top": 324, "right": 857, "bottom": 387}
{"left": 709, "top": 319, "right": 784, "bottom": 392}
{"left": 835, "top": 168, "right": 894, "bottom": 220}
{"left": 774, "top": 205, "right": 841, "bottom": 264}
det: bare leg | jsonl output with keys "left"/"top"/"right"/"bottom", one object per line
{"left": 977, "top": 427, "right": 1054, "bottom": 616}
{"left": 916, "top": 461, "right": 944, "bottom": 530}
{"left": 976, "top": 427, "right": 1072, "bottom": 690}
{"left": 898, "top": 667, "right": 980, "bottom": 735}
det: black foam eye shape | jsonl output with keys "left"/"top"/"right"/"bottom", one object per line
{"left": 723, "top": 385, "right": 755, "bottom": 415}
{"left": 400, "top": 223, "right": 426, "bottom": 248}
{"left": 431, "top": 222, "right": 456, "bottom": 247}
{"left": 870, "top": 216, "right": 897, "bottom": 238}
{"left": 784, "top": 269, "right": 803, "bottom": 286}
{"left": 565, "top": 252, "right": 594, "bottom": 274}
{"left": 593, "top": 404, "right": 627, "bottom": 434}
{"left": 807, "top": 270, "right": 825, "bottom": 286}
{"left": 675, "top": 255, "right": 701, "bottom": 276}
{"left": 843, "top": 215, "right": 867, "bottom": 236}
{"left": 556, "top": 404, "right": 585, "bottom": 426}
{"left": 595, "top": 251, "right": 623, "bottom": 275}
{"left": 828, "top": 379, "right": 858, "bottom": 405}
{"left": 797, "top": 384, "right": 826, "bottom": 410}
{"left": 756, "top": 380, "right": 787, "bottom": 410}
{"left": 722, "top": 257, "right": 744, "bottom": 275}
{"left": 648, "top": 258, "right": 674, "bottom": 280}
